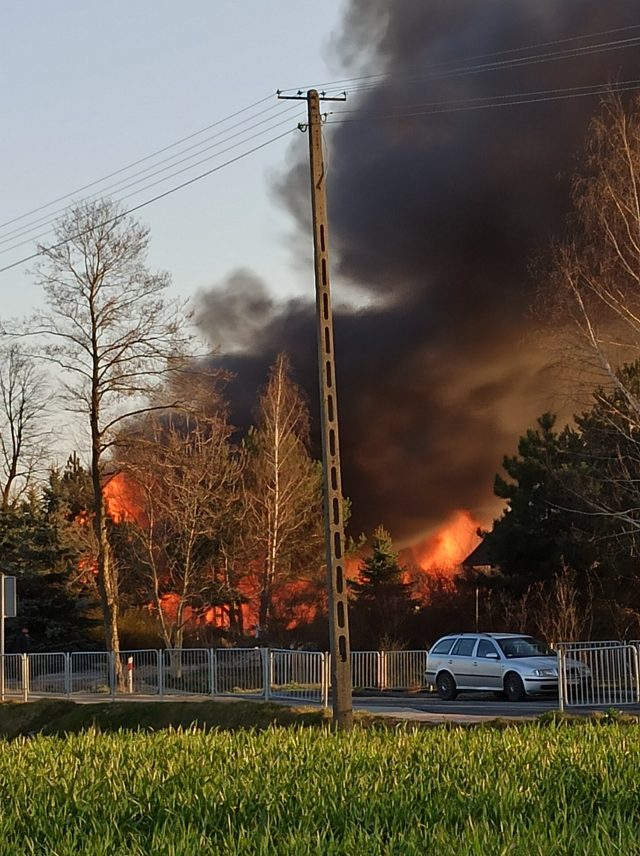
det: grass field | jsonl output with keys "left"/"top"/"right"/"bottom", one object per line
{"left": 1, "top": 704, "right": 640, "bottom": 855}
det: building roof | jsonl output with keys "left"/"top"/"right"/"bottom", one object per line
{"left": 461, "top": 539, "right": 496, "bottom": 569}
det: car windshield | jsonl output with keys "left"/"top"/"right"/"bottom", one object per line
{"left": 496, "top": 636, "right": 553, "bottom": 658}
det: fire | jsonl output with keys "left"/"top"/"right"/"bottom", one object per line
{"left": 345, "top": 554, "right": 362, "bottom": 579}
{"left": 98, "top": 471, "right": 484, "bottom": 634}
{"left": 402, "top": 510, "right": 481, "bottom": 574}
{"left": 103, "top": 472, "right": 148, "bottom": 527}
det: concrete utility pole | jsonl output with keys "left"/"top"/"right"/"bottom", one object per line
{"left": 279, "top": 88, "right": 353, "bottom": 730}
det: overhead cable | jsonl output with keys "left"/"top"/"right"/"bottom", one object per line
{"left": 0, "top": 127, "right": 299, "bottom": 276}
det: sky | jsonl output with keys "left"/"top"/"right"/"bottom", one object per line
{"left": 4, "top": 1, "right": 640, "bottom": 551}
{"left": 0, "top": 0, "right": 346, "bottom": 313}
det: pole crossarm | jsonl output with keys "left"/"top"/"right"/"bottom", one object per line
{"left": 276, "top": 90, "right": 347, "bottom": 102}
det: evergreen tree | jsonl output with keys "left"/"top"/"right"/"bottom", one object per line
{"left": 0, "top": 466, "right": 99, "bottom": 651}
{"left": 481, "top": 413, "right": 588, "bottom": 590}
{"left": 349, "top": 526, "right": 416, "bottom": 649}
{"left": 481, "top": 398, "right": 640, "bottom": 637}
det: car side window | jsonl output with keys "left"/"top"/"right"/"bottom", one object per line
{"left": 430, "top": 638, "right": 454, "bottom": 656}
{"left": 477, "top": 640, "right": 499, "bottom": 659}
{"left": 451, "top": 638, "right": 476, "bottom": 657}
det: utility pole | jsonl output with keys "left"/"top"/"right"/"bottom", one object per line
{"left": 278, "top": 88, "right": 353, "bottom": 730}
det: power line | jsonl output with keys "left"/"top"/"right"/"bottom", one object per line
{"left": 5, "top": 21, "right": 640, "bottom": 276}
{"left": 8, "top": 23, "right": 640, "bottom": 248}
{"left": 326, "top": 78, "right": 640, "bottom": 124}
{"left": 279, "top": 24, "right": 640, "bottom": 96}
{"left": 0, "top": 104, "right": 302, "bottom": 252}
{"left": 0, "top": 127, "right": 298, "bottom": 276}
{"left": 338, "top": 35, "right": 640, "bottom": 98}
{"left": 0, "top": 93, "right": 276, "bottom": 232}
{"left": 327, "top": 85, "right": 640, "bottom": 123}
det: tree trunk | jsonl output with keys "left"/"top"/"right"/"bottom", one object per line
{"left": 92, "top": 478, "right": 123, "bottom": 686}
{"left": 90, "top": 336, "right": 121, "bottom": 683}
{"left": 259, "top": 579, "right": 270, "bottom": 635}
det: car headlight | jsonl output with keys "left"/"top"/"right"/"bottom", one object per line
{"left": 532, "top": 668, "right": 557, "bottom": 677}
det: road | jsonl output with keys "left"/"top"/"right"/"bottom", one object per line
{"left": 352, "top": 692, "right": 640, "bottom": 722}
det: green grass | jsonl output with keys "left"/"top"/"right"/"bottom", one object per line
{"left": 0, "top": 698, "right": 327, "bottom": 738}
{"left": 1, "top": 712, "right": 640, "bottom": 854}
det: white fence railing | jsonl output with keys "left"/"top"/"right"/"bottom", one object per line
{"left": 0, "top": 648, "right": 430, "bottom": 707}
{"left": 214, "top": 647, "right": 265, "bottom": 697}
{"left": 351, "top": 650, "right": 428, "bottom": 691}
{"left": 269, "top": 649, "right": 328, "bottom": 705}
{"left": 5, "top": 644, "right": 640, "bottom": 711}
{"left": 557, "top": 640, "right": 640, "bottom": 710}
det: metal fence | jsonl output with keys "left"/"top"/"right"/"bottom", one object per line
{"left": 557, "top": 640, "right": 640, "bottom": 710}
{"left": 215, "top": 647, "right": 265, "bottom": 697}
{"left": 0, "top": 647, "right": 429, "bottom": 706}
{"left": 269, "top": 649, "right": 328, "bottom": 705}
{"left": 10, "top": 644, "right": 640, "bottom": 710}
{"left": 161, "top": 648, "right": 209, "bottom": 697}
{"left": 351, "top": 651, "right": 381, "bottom": 690}
{"left": 351, "top": 650, "right": 428, "bottom": 691}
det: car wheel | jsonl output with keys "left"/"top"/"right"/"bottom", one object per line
{"left": 436, "top": 671, "right": 457, "bottom": 701}
{"left": 504, "top": 672, "right": 526, "bottom": 702}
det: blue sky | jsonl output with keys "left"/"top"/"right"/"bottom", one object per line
{"left": 1, "top": 0, "right": 347, "bottom": 320}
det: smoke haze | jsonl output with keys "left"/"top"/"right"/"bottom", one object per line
{"left": 196, "top": 0, "right": 640, "bottom": 544}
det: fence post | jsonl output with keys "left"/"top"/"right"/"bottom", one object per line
{"left": 262, "top": 648, "right": 270, "bottom": 701}
{"left": 22, "top": 654, "right": 29, "bottom": 703}
{"left": 65, "top": 653, "right": 71, "bottom": 697}
{"left": 210, "top": 648, "right": 217, "bottom": 697}
{"left": 109, "top": 651, "right": 116, "bottom": 701}
{"left": 379, "top": 651, "right": 388, "bottom": 691}
{"left": 126, "top": 656, "right": 134, "bottom": 694}
{"left": 558, "top": 647, "right": 565, "bottom": 713}
{"left": 157, "top": 650, "right": 164, "bottom": 700}
{"left": 632, "top": 645, "right": 640, "bottom": 704}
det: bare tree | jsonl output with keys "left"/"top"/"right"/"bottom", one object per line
{"left": 120, "top": 380, "right": 244, "bottom": 650}
{"left": 532, "top": 564, "right": 593, "bottom": 644}
{"left": 548, "top": 95, "right": 640, "bottom": 397}
{"left": 545, "top": 94, "right": 640, "bottom": 535}
{"left": 0, "top": 344, "right": 50, "bottom": 510}
{"left": 243, "top": 354, "right": 323, "bottom": 635}
{"left": 20, "top": 199, "right": 197, "bottom": 659}
{"left": 485, "top": 587, "right": 532, "bottom": 635}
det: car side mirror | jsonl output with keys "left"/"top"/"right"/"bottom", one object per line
{"left": 485, "top": 652, "right": 499, "bottom": 659}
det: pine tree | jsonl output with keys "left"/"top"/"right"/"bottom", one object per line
{"left": 349, "top": 526, "right": 416, "bottom": 649}
{"left": 0, "top": 470, "right": 99, "bottom": 651}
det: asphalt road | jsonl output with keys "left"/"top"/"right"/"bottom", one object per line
{"left": 352, "top": 692, "right": 640, "bottom": 722}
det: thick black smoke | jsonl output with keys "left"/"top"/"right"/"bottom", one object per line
{"left": 197, "top": 1, "right": 640, "bottom": 544}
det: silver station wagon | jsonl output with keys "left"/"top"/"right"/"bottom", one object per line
{"left": 425, "top": 632, "right": 587, "bottom": 702}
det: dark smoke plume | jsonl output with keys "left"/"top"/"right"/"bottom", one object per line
{"left": 197, "top": 1, "right": 640, "bottom": 544}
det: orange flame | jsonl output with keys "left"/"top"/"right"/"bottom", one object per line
{"left": 402, "top": 510, "right": 481, "bottom": 574}
{"left": 103, "top": 472, "right": 148, "bottom": 527}
{"left": 99, "top": 472, "right": 484, "bottom": 632}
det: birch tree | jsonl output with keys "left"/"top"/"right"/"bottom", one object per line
{"left": 22, "top": 198, "right": 196, "bottom": 659}
{"left": 0, "top": 344, "right": 50, "bottom": 510}
{"left": 244, "top": 354, "right": 323, "bottom": 635}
